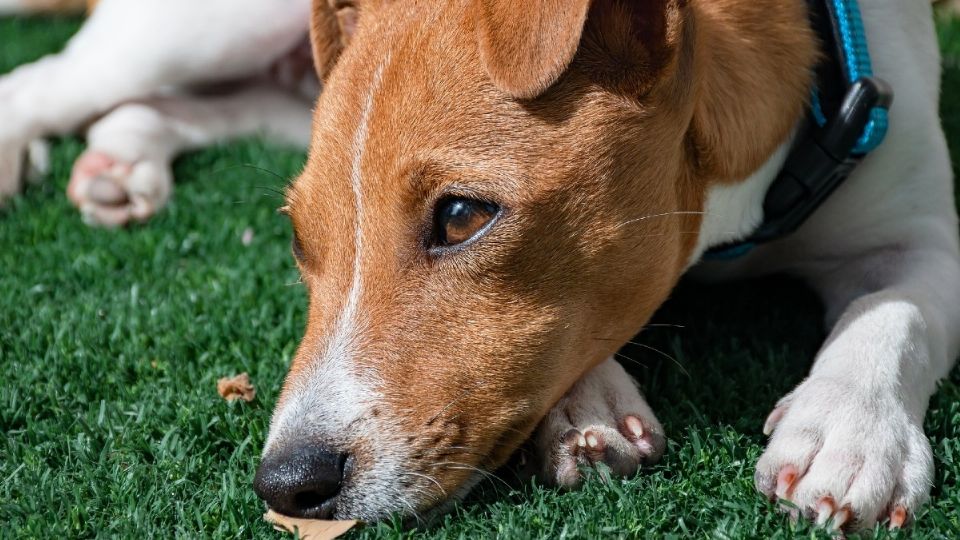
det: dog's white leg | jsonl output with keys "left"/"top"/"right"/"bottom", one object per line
{"left": 66, "top": 85, "right": 312, "bottom": 226}
{"left": 0, "top": 0, "right": 310, "bottom": 202}
{"left": 755, "top": 233, "right": 960, "bottom": 529}
{"left": 534, "top": 357, "right": 666, "bottom": 488}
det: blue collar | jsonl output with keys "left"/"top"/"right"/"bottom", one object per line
{"left": 705, "top": 0, "right": 892, "bottom": 260}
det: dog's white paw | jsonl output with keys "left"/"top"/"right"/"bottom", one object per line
{"left": 66, "top": 151, "right": 172, "bottom": 227}
{"left": 534, "top": 358, "right": 665, "bottom": 488}
{"left": 756, "top": 376, "right": 933, "bottom": 531}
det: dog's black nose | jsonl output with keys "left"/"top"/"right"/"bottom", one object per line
{"left": 254, "top": 445, "right": 348, "bottom": 518}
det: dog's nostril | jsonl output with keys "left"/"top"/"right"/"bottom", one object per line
{"left": 254, "top": 445, "right": 349, "bottom": 519}
{"left": 293, "top": 490, "right": 328, "bottom": 510}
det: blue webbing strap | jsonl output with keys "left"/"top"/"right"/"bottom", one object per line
{"left": 829, "top": 0, "right": 888, "bottom": 154}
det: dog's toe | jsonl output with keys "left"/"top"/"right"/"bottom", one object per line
{"left": 534, "top": 358, "right": 664, "bottom": 488}
{"left": 547, "top": 422, "right": 649, "bottom": 488}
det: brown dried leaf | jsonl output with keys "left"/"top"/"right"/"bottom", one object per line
{"left": 217, "top": 372, "right": 256, "bottom": 402}
{"left": 264, "top": 510, "right": 357, "bottom": 540}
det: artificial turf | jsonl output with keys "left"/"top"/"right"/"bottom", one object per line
{"left": 1, "top": 13, "right": 960, "bottom": 540}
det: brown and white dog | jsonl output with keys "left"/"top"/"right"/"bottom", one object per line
{"left": 1, "top": 0, "right": 958, "bottom": 533}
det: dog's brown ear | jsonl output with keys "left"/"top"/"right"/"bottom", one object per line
{"left": 475, "top": 0, "right": 687, "bottom": 100}
{"left": 310, "top": 0, "right": 359, "bottom": 81}
{"left": 474, "top": 0, "right": 593, "bottom": 99}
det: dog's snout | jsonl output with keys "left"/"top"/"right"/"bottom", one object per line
{"left": 254, "top": 445, "right": 349, "bottom": 519}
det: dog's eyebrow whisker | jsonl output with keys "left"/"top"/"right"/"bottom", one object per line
{"left": 424, "top": 385, "right": 477, "bottom": 427}
{"left": 238, "top": 162, "right": 290, "bottom": 182}
{"left": 615, "top": 210, "right": 707, "bottom": 229}
{"left": 208, "top": 165, "right": 292, "bottom": 203}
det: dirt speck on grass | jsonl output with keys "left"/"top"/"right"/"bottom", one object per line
{"left": 217, "top": 372, "right": 256, "bottom": 402}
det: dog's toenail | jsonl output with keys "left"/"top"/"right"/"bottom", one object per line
{"left": 585, "top": 434, "right": 599, "bottom": 448}
{"left": 763, "top": 406, "right": 785, "bottom": 436}
{"left": 889, "top": 506, "right": 907, "bottom": 528}
{"left": 815, "top": 497, "right": 835, "bottom": 526}
{"left": 831, "top": 506, "right": 852, "bottom": 531}
{"left": 624, "top": 416, "right": 644, "bottom": 438}
{"left": 775, "top": 467, "right": 797, "bottom": 499}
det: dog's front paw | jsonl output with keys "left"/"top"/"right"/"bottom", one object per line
{"left": 756, "top": 376, "right": 933, "bottom": 531}
{"left": 66, "top": 151, "right": 172, "bottom": 226}
{"left": 534, "top": 358, "right": 665, "bottom": 488}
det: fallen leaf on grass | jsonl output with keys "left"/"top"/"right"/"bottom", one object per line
{"left": 264, "top": 510, "right": 357, "bottom": 539}
{"left": 217, "top": 372, "right": 256, "bottom": 402}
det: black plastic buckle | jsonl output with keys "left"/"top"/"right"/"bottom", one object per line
{"left": 705, "top": 76, "right": 893, "bottom": 259}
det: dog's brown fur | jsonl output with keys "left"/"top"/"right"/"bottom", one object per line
{"left": 281, "top": 0, "right": 818, "bottom": 495}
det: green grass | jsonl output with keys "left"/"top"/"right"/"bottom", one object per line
{"left": 1, "top": 13, "right": 959, "bottom": 540}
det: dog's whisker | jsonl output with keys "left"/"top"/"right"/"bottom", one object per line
{"left": 614, "top": 351, "right": 649, "bottom": 371}
{"left": 397, "top": 494, "right": 425, "bottom": 526}
{"left": 401, "top": 471, "right": 448, "bottom": 498}
{"left": 208, "top": 164, "right": 292, "bottom": 201}
{"left": 240, "top": 163, "right": 290, "bottom": 182}
{"left": 427, "top": 447, "right": 489, "bottom": 460}
{"left": 428, "top": 461, "right": 512, "bottom": 490}
{"left": 615, "top": 210, "right": 706, "bottom": 229}
{"left": 424, "top": 384, "right": 478, "bottom": 427}
{"left": 622, "top": 341, "right": 690, "bottom": 378}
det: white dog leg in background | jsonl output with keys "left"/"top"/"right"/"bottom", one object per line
{"left": 534, "top": 357, "right": 666, "bottom": 488}
{"left": 67, "top": 85, "right": 313, "bottom": 226}
{"left": 755, "top": 230, "right": 960, "bottom": 529}
{"left": 0, "top": 0, "right": 310, "bottom": 203}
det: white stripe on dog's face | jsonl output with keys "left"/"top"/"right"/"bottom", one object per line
{"left": 326, "top": 54, "right": 387, "bottom": 372}
{"left": 263, "top": 58, "right": 389, "bottom": 457}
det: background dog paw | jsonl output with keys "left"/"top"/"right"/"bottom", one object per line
{"left": 534, "top": 358, "right": 665, "bottom": 488}
{"left": 755, "top": 376, "right": 933, "bottom": 532}
{"left": 67, "top": 151, "right": 172, "bottom": 226}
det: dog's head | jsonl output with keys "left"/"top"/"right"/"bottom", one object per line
{"left": 255, "top": 0, "right": 815, "bottom": 521}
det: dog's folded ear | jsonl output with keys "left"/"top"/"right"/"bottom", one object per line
{"left": 474, "top": 0, "right": 686, "bottom": 100}
{"left": 310, "top": 0, "right": 359, "bottom": 81}
{"left": 473, "top": 0, "right": 593, "bottom": 100}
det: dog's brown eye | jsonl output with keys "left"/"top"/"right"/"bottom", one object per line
{"left": 431, "top": 196, "right": 500, "bottom": 250}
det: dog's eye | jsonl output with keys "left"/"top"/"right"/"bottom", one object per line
{"left": 292, "top": 234, "right": 305, "bottom": 262}
{"left": 431, "top": 196, "right": 500, "bottom": 250}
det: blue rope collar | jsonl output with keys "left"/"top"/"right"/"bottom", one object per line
{"left": 705, "top": 0, "right": 892, "bottom": 260}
